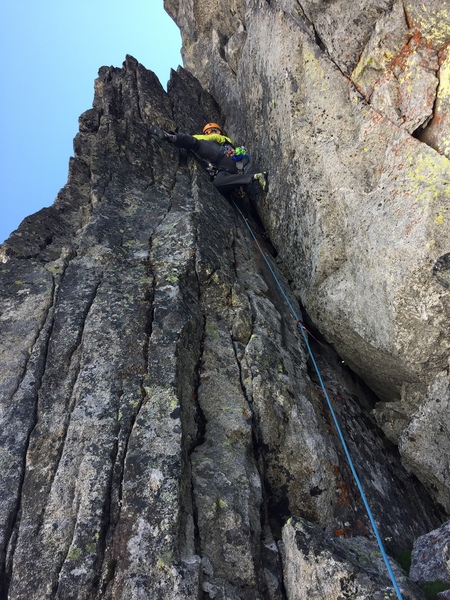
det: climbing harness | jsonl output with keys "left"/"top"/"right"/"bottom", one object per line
{"left": 231, "top": 199, "right": 404, "bottom": 600}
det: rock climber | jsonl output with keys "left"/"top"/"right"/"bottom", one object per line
{"left": 150, "top": 122, "right": 268, "bottom": 194}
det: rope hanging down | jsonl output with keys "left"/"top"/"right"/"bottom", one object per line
{"left": 232, "top": 200, "right": 404, "bottom": 600}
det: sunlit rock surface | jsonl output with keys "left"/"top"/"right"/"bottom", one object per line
{"left": 0, "top": 55, "right": 445, "bottom": 598}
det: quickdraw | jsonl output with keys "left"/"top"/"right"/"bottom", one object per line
{"left": 225, "top": 145, "right": 249, "bottom": 161}
{"left": 233, "top": 146, "right": 248, "bottom": 161}
{"left": 224, "top": 145, "right": 236, "bottom": 158}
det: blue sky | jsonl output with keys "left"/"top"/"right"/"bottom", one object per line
{"left": 0, "top": 1, "right": 181, "bottom": 243}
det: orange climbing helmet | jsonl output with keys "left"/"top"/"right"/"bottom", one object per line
{"left": 203, "top": 122, "right": 223, "bottom": 135}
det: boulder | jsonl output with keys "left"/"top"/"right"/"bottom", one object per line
{"left": 410, "top": 520, "right": 450, "bottom": 585}
{"left": 281, "top": 516, "right": 427, "bottom": 600}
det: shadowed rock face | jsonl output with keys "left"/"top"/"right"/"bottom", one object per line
{"left": 0, "top": 55, "right": 445, "bottom": 599}
{"left": 165, "top": 0, "right": 450, "bottom": 517}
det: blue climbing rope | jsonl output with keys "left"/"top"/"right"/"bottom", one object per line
{"left": 232, "top": 200, "right": 404, "bottom": 600}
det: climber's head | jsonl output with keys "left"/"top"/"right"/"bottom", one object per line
{"left": 203, "top": 122, "right": 223, "bottom": 135}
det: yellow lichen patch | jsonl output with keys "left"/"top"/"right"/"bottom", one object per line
{"left": 212, "top": 498, "right": 227, "bottom": 511}
{"left": 404, "top": 149, "right": 450, "bottom": 206}
{"left": 302, "top": 48, "right": 329, "bottom": 93}
{"left": 156, "top": 551, "right": 173, "bottom": 570}
{"left": 406, "top": 2, "right": 450, "bottom": 49}
{"left": 437, "top": 48, "right": 450, "bottom": 101}
{"left": 143, "top": 384, "right": 179, "bottom": 413}
{"left": 67, "top": 547, "right": 82, "bottom": 561}
{"left": 351, "top": 54, "right": 378, "bottom": 85}
{"left": 165, "top": 274, "right": 179, "bottom": 284}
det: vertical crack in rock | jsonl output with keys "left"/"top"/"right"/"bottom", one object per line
{"left": 6, "top": 269, "right": 104, "bottom": 599}
{"left": 4, "top": 273, "right": 56, "bottom": 404}
{"left": 95, "top": 163, "right": 203, "bottom": 597}
{"left": 95, "top": 240, "right": 157, "bottom": 596}
{"left": 131, "top": 67, "right": 144, "bottom": 124}
{"left": 1, "top": 274, "right": 57, "bottom": 596}
{"left": 112, "top": 232, "right": 156, "bottom": 510}
{"left": 184, "top": 313, "right": 207, "bottom": 580}
{"left": 294, "top": 1, "right": 330, "bottom": 55}
{"left": 402, "top": 0, "right": 413, "bottom": 29}
{"left": 188, "top": 316, "right": 208, "bottom": 457}
{"left": 231, "top": 311, "right": 287, "bottom": 600}
{"left": 1, "top": 254, "right": 78, "bottom": 586}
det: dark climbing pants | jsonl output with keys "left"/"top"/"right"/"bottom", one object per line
{"left": 212, "top": 171, "right": 254, "bottom": 193}
{"left": 172, "top": 133, "right": 254, "bottom": 193}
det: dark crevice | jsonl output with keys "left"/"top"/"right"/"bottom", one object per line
{"left": 92, "top": 389, "right": 122, "bottom": 599}
{"left": 231, "top": 335, "right": 252, "bottom": 411}
{"left": 97, "top": 385, "right": 149, "bottom": 594}
{"left": 46, "top": 273, "right": 104, "bottom": 490}
{"left": 188, "top": 315, "right": 207, "bottom": 457}
{"left": 296, "top": 301, "right": 447, "bottom": 543}
{"left": 294, "top": 1, "right": 327, "bottom": 53}
{"left": 1, "top": 262, "right": 71, "bottom": 598}
{"left": 412, "top": 76, "right": 440, "bottom": 149}
{"left": 233, "top": 347, "right": 287, "bottom": 598}
{"left": 133, "top": 67, "right": 144, "bottom": 124}
{"left": 185, "top": 314, "right": 207, "bottom": 577}
{"left": 97, "top": 237, "right": 156, "bottom": 594}
{"left": 402, "top": 0, "right": 413, "bottom": 29}
{"left": 297, "top": 299, "right": 378, "bottom": 406}
{"left": 40, "top": 275, "right": 105, "bottom": 598}
{"left": 229, "top": 226, "right": 287, "bottom": 598}
{"left": 142, "top": 240, "right": 156, "bottom": 378}
{"left": 292, "top": 2, "right": 329, "bottom": 55}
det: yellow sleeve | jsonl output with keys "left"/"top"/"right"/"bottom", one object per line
{"left": 193, "top": 134, "right": 234, "bottom": 145}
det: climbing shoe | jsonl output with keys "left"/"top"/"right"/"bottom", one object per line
{"left": 150, "top": 124, "right": 175, "bottom": 142}
{"left": 253, "top": 172, "right": 268, "bottom": 191}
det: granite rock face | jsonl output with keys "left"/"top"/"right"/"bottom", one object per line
{"left": 410, "top": 521, "right": 450, "bottom": 585}
{"left": 0, "top": 56, "right": 445, "bottom": 598}
{"left": 165, "top": 0, "right": 450, "bottom": 516}
{"left": 281, "top": 517, "right": 427, "bottom": 600}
